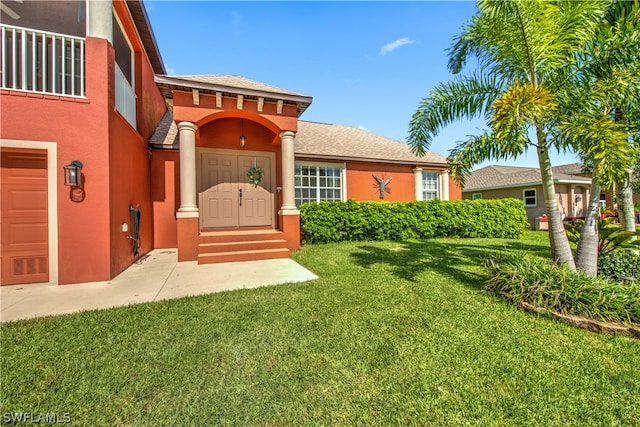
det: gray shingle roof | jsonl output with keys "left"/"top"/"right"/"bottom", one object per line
{"left": 463, "top": 163, "right": 591, "bottom": 191}
{"left": 295, "top": 121, "right": 447, "bottom": 166}
{"left": 149, "top": 113, "right": 448, "bottom": 166}
{"left": 159, "top": 75, "right": 308, "bottom": 98}
{"left": 149, "top": 110, "right": 178, "bottom": 149}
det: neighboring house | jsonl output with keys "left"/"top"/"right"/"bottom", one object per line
{"left": 1, "top": 1, "right": 459, "bottom": 286}
{"left": 462, "top": 164, "right": 594, "bottom": 228}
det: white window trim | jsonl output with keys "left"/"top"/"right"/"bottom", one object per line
{"left": 472, "top": 193, "right": 482, "bottom": 200}
{"left": 421, "top": 170, "right": 439, "bottom": 201}
{"left": 294, "top": 161, "right": 346, "bottom": 203}
{"left": 523, "top": 188, "right": 537, "bottom": 207}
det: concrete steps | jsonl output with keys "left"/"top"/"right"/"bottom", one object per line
{"left": 197, "top": 229, "right": 290, "bottom": 264}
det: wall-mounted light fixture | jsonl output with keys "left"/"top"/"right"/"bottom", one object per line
{"left": 64, "top": 160, "right": 85, "bottom": 202}
{"left": 64, "top": 160, "right": 83, "bottom": 186}
{"left": 240, "top": 119, "right": 246, "bottom": 148}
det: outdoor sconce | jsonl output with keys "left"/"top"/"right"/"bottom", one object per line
{"left": 240, "top": 119, "right": 246, "bottom": 148}
{"left": 64, "top": 160, "right": 85, "bottom": 202}
{"left": 64, "top": 160, "right": 83, "bottom": 186}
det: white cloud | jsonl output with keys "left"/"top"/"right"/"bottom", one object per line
{"left": 166, "top": 66, "right": 176, "bottom": 75}
{"left": 379, "top": 37, "right": 416, "bottom": 56}
{"left": 358, "top": 125, "right": 368, "bottom": 131}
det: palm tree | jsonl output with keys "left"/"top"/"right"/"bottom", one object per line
{"left": 560, "top": 0, "right": 640, "bottom": 274}
{"left": 603, "top": 1, "right": 640, "bottom": 234}
{"left": 408, "top": 0, "right": 610, "bottom": 270}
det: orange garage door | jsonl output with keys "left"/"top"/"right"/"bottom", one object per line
{"left": 1, "top": 148, "right": 49, "bottom": 285}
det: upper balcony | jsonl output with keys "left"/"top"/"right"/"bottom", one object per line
{"left": 1, "top": 23, "right": 85, "bottom": 98}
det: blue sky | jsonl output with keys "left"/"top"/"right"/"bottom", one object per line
{"left": 144, "top": 0, "right": 580, "bottom": 169}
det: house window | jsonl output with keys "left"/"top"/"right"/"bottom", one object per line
{"left": 422, "top": 171, "right": 439, "bottom": 200}
{"left": 523, "top": 189, "right": 537, "bottom": 207}
{"left": 472, "top": 193, "right": 482, "bottom": 200}
{"left": 295, "top": 163, "right": 344, "bottom": 206}
{"left": 599, "top": 192, "right": 607, "bottom": 208}
{"left": 113, "top": 14, "right": 133, "bottom": 86}
{"left": 113, "top": 13, "right": 136, "bottom": 128}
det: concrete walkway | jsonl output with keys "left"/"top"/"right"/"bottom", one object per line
{"left": 0, "top": 249, "right": 318, "bottom": 323}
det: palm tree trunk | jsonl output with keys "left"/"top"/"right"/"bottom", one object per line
{"left": 536, "top": 133, "right": 576, "bottom": 271}
{"left": 575, "top": 179, "right": 601, "bottom": 276}
{"left": 616, "top": 170, "right": 636, "bottom": 232}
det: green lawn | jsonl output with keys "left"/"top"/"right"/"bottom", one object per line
{"left": 2, "top": 232, "right": 639, "bottom": 426}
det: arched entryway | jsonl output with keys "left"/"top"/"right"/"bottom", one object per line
{"left": 195, "top": 116, "right": 280, "bottom": 230}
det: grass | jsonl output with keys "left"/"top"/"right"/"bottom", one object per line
{"left": 2, "top": 231, "right": 639, "bottom": 426}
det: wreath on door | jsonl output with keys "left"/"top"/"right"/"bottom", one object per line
{"left": 247, "top": 166, "right": 264, "bottom": 188}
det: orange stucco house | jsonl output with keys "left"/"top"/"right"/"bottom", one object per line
{"left": 1, "top": 0, "right": 460, "bottom": 286}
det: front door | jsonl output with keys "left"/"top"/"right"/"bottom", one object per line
{"left": 199, "top": 150, "right": 274, "bottom": 229}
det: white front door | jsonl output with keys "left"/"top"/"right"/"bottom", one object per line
{"left": 199, "top": 150, "right": 274, "bottom": 229}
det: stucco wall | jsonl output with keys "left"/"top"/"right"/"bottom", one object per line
{"left": 108, "top": 4, "right": 167, "bottom": 279}
{"left": 346, "top": 162, "right": 418, "bottom": 201}
{"left": 0, "top": 37, "right": 112, "bottom": 284}
{"left": 150, "top": 150, "right": 179, "bottom": 249}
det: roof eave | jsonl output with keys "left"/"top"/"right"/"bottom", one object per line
{"left": 294, "top": 153, "right": 448, "bottom": 167}
{"left": 154, "top": 75, "right": 313, "bottom": 116}
{"left": 126, "top": 0, "right": 166, "bottom": 74}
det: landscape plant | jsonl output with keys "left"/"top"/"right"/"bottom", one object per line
{"left": 299, "top": 198, "right": 529, "bottom": 244}
{"left": 485, "top": 253, "right": 640, "bottom": 323}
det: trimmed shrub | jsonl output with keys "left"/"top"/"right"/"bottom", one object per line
{"left": 485, "top": 254, "right": 640, "bottom": 324}
{"left": 299, "top": 198, "right": 530, "bottom": 244}
{"left": 599, "top": 251, "right": 640, "bottom": 281}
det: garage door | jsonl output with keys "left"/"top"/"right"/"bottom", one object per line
{"left": 1, "top": 149, "right": 49, "bottom": 285}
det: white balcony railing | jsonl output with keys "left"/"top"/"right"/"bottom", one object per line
{"left": 114, "top": 63, "right": 136, "bottom": 128}
{"left": 1, "top": 24, "right": 85, "bottom": 97}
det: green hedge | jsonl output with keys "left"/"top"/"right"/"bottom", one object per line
{"left": 299, "top": 198, "right": 530, "bottom": 244}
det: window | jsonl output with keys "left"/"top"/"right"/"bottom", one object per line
{"left": 295, "top": 163, "right": 344, "bottom": 206}
{"left": 422, "top": 171, "right": 438, "bottom": 200}
{"left": 599, "top": 192, "right": 607, "bottom": 208}
{"left": 523, "top": 189, "right": 537, "bottom": 207}
{"left": 472, "top": 193, "right": 483, "bottom": 200}
{"left": 113, "top": 14, "right": 133, "bottom": 86}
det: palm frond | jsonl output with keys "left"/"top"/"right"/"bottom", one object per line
{"left": 407, "top": 72, "right": 505, "bottom": 156}
{"left": 447, "top": 132, "right": 527, "bottom": 187}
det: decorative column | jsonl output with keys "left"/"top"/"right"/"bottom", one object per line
{"left": 177, "top": 122, "right": 198, "bottom": 215}
{"left": 279, "top": 131, "right": 300, "bottom": 250}
{"left": 176, "top": 121, "right": 199, "bottom": 261}
{"left": 413, "top": 168, "right": 423, "bottom": 201}
{"left": 280, "top": 131, "right": 297, "bottom": 211}
{"left": 439, "top": 171, "right": 450, "bottom": 201}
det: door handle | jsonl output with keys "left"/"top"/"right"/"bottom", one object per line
{"left": 239, "top": 188, "right": 243, "bottom": 206}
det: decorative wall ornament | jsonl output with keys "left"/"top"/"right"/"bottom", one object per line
{"left": 372, "top": 174, "right": 392, "bottom": 199}
{"left": 247, "top": 166, "right": 264, "bottom": 188}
